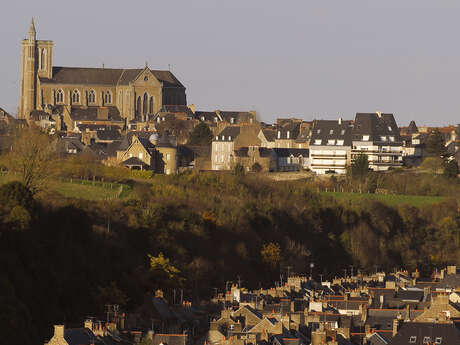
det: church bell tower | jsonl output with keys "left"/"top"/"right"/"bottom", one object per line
{"left": 18, "top": 18, "right": 54, "bottom": 119}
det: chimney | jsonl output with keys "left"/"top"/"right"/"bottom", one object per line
{"left": 447, "top": 265, "right": 457, "bottom": 275}
{"left": 405, "top": 304, "right": 410, "bottom": 321}
{"left": 53, "top": 325, "right": 65, "bottom": 339}
{"left": 97, "top": 107, "right": 109, "bottom": 120}
{"left": 147, "top": 330, "right": 154, "bottom": 340}
{"left": 84, "top": 319, "right": 93, "bottom": 330}
{"left": 392, "top": 319, "right": 400, "bottom": 337}
{"left": 188, "top": 104, "right": 195, "bottom": 114}
{"left": 338, "top": 117, "right": 342, "bottom": 125}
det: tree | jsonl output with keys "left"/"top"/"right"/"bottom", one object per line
{"left": 5, "top": 127, "right": 54, "bottom": 193}
{"left": 444, "top": 160, "right": 459, "bottom": 179}
{"left": 426, "top": 129, "right": 447, "bottom": 158}
{"left": 420, "top": 157, "right": 445, "bottom": 174}
{"left": 187, "top": 122, "right": 213, "bottom": 146}
{"left": 148, "top": 253, "right": 183, "bottom": 287}
{"left": 350, "top": 154, "right": 369, "bottom": 181}
{"left": 261, "top": 242, "right": 281, "bottom": 269}
{"left": 233, "top": 163, "right": 245, "bottom": 177}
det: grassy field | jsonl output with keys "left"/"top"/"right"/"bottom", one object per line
{"left": 321, "top": 191, "right": 447, "bottom": 207}
{"left": 0, "top": 174, "right": 131, "bottom": 200}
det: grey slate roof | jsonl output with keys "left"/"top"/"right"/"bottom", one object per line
{"left": 69, "top": 106, "right": 123, "bottom": 122}
{"left": 96, "top": 129, "right": 121, "bottom": 141}
{"left": 151, "top": 334, "right": 188, "bottom": 345}
{"left": 64, "top": 328, "right": 99, "bottom": 345}
{"left": 352, "top": 113, "right": 401, "bottom": 143}
{"left": 406, "top": 121, "right": 418, "bottom": 134}
{"left": 310, "top": 119, "right": 353, "bottom": 146}
{"left": 123, "top": 157, "right": 149, "bottom": 167}
{"left": 389, "top": 322, "right": 460, "bottom": 345}
{"left": 214, "top": 126, "right": 241, "bottom": 142}
{"left": 40, "top": 67, "right": 184, "bottom": 88}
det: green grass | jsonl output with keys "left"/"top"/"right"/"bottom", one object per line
{"left": 0, "top": 174, "right": 131, "bottom": 200}
{"left": 321, "top": 191, "right": 447, "bottom": 207}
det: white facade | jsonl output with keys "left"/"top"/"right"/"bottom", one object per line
{"left": 309, "top": 146, "right": 350, "bottom": 174}
{"left": 352, "top": 140, "right": 403, "bottom": 171}
{"left": 212, "top": 140, "right": 235, "bottom": 170}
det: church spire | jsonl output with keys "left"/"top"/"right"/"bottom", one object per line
{"left": 28, "top": 17, "right": 36, "bottom": 41}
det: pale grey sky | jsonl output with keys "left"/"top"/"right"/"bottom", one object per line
{"left": 2, "top": 0, "right": 460, "bottom": 126}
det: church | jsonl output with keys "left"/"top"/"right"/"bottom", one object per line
{"left": 18, "top": 19, "right": 187, "bottom": 127}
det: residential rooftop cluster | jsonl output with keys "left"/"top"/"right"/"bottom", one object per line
{"left": 43, "top": 265, "right": 460, "bottom": 345}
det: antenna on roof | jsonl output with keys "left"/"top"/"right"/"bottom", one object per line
{"left": 102, "top": 63, "right": 105, "bottom": 69}
{"left": 168, "top": 64, "right": 171, "bottom": 71}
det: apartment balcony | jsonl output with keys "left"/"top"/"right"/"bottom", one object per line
{"left": 369, "top": 161, "right": 403, "bottom": 166}
{"left": 311, "top": 153, "right": 347, "bottom": 158}
{"left": 352, "top": 149, "right": 403, "bottom": 155}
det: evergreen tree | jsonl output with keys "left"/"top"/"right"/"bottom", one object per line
{"left": 426, "top": 129, "right": 448, "bottom": 157}
{"left": 187, "top": 122, "right": 213, "bottom": 146}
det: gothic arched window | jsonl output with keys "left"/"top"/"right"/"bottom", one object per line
{"left": 136, "top": 96, "right": 141, "bottom": 116}
{"left": 72, "top": 90, "right": 80, "bottom": 103}
{"left": 149, "top": 96, "right": 154, "bottom": 114}
{"left": 56, "top": 89, "right": 64, "bottom": 103}
{"left": 104, "top": 91, "right": 112, "bottom": 104}
{"left": 143, "top": 93, "right": 148, "bottom": 116}
{"left": 88, "top": 90, "right": 96, "bottom": 104}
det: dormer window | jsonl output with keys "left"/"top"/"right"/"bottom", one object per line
{"left": 363, "top": 135, "right": 370, "bottom": 141}
{"left": 329, "top": 129, "right": 334, "bottom": 135}
{"left": 221, "top": 135, "right": 224, "bottom": 140}
{"left": 287, "top": 130, "right": 290, "bottom": 139}
{"left": 435, "top": 337, "right": 442, "bottom": 344}
{"left": 423, "top": 337, "right": 431, "bottom": 344}
{"left": 380, "top": 136, "right": 387, "bottom": 141}
{"left": 409, "top": 336, "right": 416, "bottom": 343}
{"left": 341, "top": 129, "right": 345, "bottom": 135}
{"left": 314, "top": 139, "right": 322, "bottom": 145}
{"left": 317, "top": 129, "right": 321, "bottom": 134}
{"left": 389, "top": 136, "right": 395, "bottom": 142}
{"left": 201, "top": 116, "right": 205, "bottom": 121}
{"left": 277, "top": 131, "right": 281, "bottom": 139}
{"left": 214, "top": 117, "right": 218, "bottom": 123}
{"left": 388, "top": 126, "right": 392, "bottom": 131}
{"left": 228, "top": 136, "right": 231, "bottom": 140}
{"left": 328, "top": 139, "right": 335, "bottom": 145}
{"left": 337, "top": 140, "right": 344, "bottom": 145}
{"left": 230, "top": 117, "right": 235, "bottom": 124}
{"left": 215, "top": 136, "right": 218, "bottom": 140}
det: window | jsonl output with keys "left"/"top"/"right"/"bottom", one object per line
{"left": 435, "top": 337, "right": 442, "bottom": 344}
{"left": 277, "top": 131, "right": 281, "bottom": 139}
{"left": 423, "top": 337, "right": 431, "bottom": 344}
{"left": 328, "top": 139, "right": 335, "bottom": 145}
{"left": 166, "top": 153, "right": 170, "bottom": 161}
{"left": 287, "top": 130, "right": 290, "bottom": 139}
{"left": 409, "top": 336, "right": 416, "bottom": 343}
{"left": 341, "top": 129, "right": 345, "bottom": 135}
{"left": 88, "top": 90, "right": 96, "bottom": 103}
{"left": 201, "top": 116, "right": 205, "bottom": 121}
{"left": 315, "top": 139, "right": 322, "bottom": 145}
{"left": 221, "top": 135, "right": 224, "bottom": 140}
{"left": 142, "top": 93, "right": 148, "bottom": 116}
{"left": 228, "top": 136, "right": 231, "bottom": 140}
{"left": 337, "top": 140, "right": 344, "bottom": 145}
{"left": 317, "top": 129, "right": 321, "bottom": 134}
{"left": 329, "top": 129, "right": 334, "bottom": 135}
{"left": 139, "top": 153, "right": 143, "bottom": 159}
{"left": 104, "top": 91, "right": 112, "bottom": 104}
{"left": 136, "top": 96, "right": 141, "bottom": 115}
{"left": 389, "top": 136, "right": 395, "bottom": 142}
{"left": 380, "top": 136, "right": 387, "bottom": 141}
{"left": 72, "top": 89, "right": 80, "bottom": 103}
{"left": 363, "top": 135, "right": 370, "bottom": 141}
{"left": 230, "top": 117, "right": 235, "bottom": 124}
{"left": 149, "top": 97, "right": 154, "bottom": 114}
{"left": 388, "top": 126, "right": 392, "bottom": 131}
{"left": 56, "top": 89, "right": 64, "bottom": 103}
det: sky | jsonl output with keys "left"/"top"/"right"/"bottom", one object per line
{"left": 2, "top": 0, "right": 460, "bottom": 126}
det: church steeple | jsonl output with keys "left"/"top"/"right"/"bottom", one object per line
{"left": 28, "top": 17, "right": 36, "bottom": 41}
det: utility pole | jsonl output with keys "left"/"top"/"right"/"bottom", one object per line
{"left": 287, "top": 266, "right": 293, "bottom": 278}
{"left": 319, "top": 274, "right": 323, "bottom": 284}
{"left": 343, "top": 268, "right": 347, "bottom": 278}
{"left": 237, "top": 275, "right": 242, "bottom": 289}
{"left": 350, "top": 265, "right": 354, "bottom": 277}
{"left": 105, "top": 304, "right": 113, "bottom": 324}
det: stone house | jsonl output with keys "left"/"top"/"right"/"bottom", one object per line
{"left": 116, "top": 132, "right": 177, "bottom": 174}
{"left": 211, "top": 125, "right": 261, "bottom": 170}
{"left": 231, "top": 146, "right": 276, "bottom": 172}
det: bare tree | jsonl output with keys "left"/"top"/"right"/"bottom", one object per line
{"left": 6, "top": 126, "right": 54, "bottom": 193}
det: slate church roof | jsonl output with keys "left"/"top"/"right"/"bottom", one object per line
{"left": 39, "top": 67, "right": 184, "bottom": 88}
